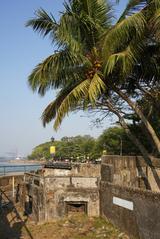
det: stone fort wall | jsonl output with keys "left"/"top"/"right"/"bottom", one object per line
{"left": 1, "top": 159, "right": 160, "bottom": 238}
{"left": 102, "top": 155, "right": 160, "bottom": 191}
{"left": 100, "top": 156, "right": 160, "bottom": 239}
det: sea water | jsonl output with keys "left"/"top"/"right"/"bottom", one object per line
{"left": 0, "top": 158, "right": 42, "bottom": 175}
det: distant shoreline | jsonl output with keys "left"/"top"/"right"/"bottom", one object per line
{"left": 8, "top": 159, "right": 46, "bottom": 165}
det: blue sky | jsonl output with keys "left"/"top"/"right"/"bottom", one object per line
{"left": 0, "top": 0, "right": 128, "bottom": 157}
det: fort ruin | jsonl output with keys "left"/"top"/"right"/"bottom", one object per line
{"left": 21, "top": 163, "right": 100, "bottom": 222}
{"left": 1, "top": 156, "right": 160, "bottom": 239}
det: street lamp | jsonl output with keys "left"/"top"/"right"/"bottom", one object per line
{"left": 103, "top": 143, "right": 107, "bottom": 155}
{"left": 50, "top": 137, "right": 56, "bottom": 162}
{"left": 120, "top": 138, "right": 123, "bottom": 156}
{"left": 51, "top": 137, "right": 55, "bottom": 142}
{"left": 118, "top": 136, "right": 123, "bottom": 156}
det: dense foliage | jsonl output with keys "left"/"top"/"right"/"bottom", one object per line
{"left": 28, "top": 126, "right": 140, "bottom": 161}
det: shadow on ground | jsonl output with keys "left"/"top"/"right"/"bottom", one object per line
{"left": 0, "top": 189, "right": 33, "bottom": 239}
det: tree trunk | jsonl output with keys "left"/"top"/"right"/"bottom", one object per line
{"left": 114, "top": 87, "right": 160, "bottom": 154}
{"left": 106, "top": 100, "right": 160, "bottom": 190}
{"left": 137, "top": 85, "right": 160, "bottom": 117}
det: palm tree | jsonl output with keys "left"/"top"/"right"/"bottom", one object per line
{"left": 26, "top": 0, "right": 112, "bottom": 126}
{"left": 103, "top": 0, "right": 160, "bottom": 153}
{"left": 27, "top": 0, "right": 160, "bottom": 155}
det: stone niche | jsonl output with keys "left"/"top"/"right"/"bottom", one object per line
{"left": 65, "top": 201, "right": 88, "bottom": 214}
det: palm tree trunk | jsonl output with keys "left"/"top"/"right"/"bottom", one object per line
{"left": 113, "top": 86, "right": 160, "bottom": 154}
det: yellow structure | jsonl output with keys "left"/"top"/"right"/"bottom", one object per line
{"left": 50, "top": 146, "right": 56, "bottom": 155}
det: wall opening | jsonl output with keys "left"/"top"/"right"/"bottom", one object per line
{"left": 65, "top": 201, "right": 88, "bottom": 214}
{"left": 24, "top": 195, "right": 32, "bottom": 215}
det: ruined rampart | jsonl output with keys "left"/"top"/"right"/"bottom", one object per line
{"left": 100, "top": 156, "right": 160, "bottom": 239}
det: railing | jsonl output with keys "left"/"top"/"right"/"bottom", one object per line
{"left": 0, "top": 164, "right": 43, "bottom": 176}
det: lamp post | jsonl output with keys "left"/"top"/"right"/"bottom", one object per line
{"left": 51, "top": 137, "right": 55, "bottom": 143}
{"left": 118, "top": 136, "right": 123, "bottom": 156}
{"left": 50, "top": 137, "right": 56, "bottom": 162}
{"left": 121, "top": 138, "right": 123, "bottom": 156}
{"left": 103, "top": 143, "right": 107, "bottom": 156}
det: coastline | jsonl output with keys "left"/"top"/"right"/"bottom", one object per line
{"left": 0, "top": 160, "right": 44, "bottom": 176}
{"left": 8, "top": 159, "right": 46, "bottom": 165}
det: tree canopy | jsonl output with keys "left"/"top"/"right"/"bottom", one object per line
{"left": 27, "top": 0, "right": 160, "bottom": 159}
{"left": 28, "top": 126, "right": 141, "bottom": 161}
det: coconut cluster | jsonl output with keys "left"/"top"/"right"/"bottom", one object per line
{"left": 85, "top": 59, "right": 102, "bottom": 79}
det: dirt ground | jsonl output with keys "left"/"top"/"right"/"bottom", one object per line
{"left": 0, "top": 204, "right": 130, "bottom": 239}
